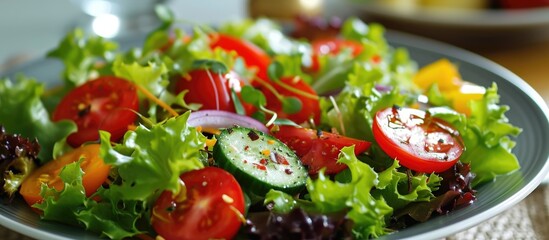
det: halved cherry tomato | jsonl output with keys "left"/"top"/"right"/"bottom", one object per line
{"left": 210, "top": 33, "right": 271, "bottom": 81}
{"left": 20, "top": 144, "right": 110, "bottom": 207}
{"left": 373, "top": 106, "right": 464, "bottom": 173}
{"left": 273, "top": 126, "right": 371, "bottom": 174}
{"left": 175, "top": 69, "right": 253, "bottom": 114}
{"left": 309, "top": 38, "right": 364, "bottom": 72}
{"left": 257, "top": 76, "right": 320, "bottom": 124}
{"left": 52, "top": 76, "right": 139, "bottom": 147}
{"left": 151, "top": 167, "right": 245, "bottom": 240}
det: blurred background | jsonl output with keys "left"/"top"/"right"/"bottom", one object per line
{"left": 1, "top": 0, "right": 548, "bottom": 107}
{"left": 0, "top": 0, "right": 548, "bottom": 239}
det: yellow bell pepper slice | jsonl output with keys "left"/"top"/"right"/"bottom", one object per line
{"left": 413, "top": 58, "right": 463, "bottom": 91}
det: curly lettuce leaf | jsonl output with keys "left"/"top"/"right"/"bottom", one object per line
{"left": 76, "top": 197, "right": 148, "bottom": 239}
{"left": 112, "top": 58, "right": 168, "bottom": 96}
{"left": 321, "top": 63, "right": 412, "bottom": 141}
{"left": 99, "top": 111, "right": 206, "bottom": 200}
{"left": 47, "top": 28, "right": 118, "bottom": 87}
{"left": 34, "top": 160, "right": 88, "bottom": 225}
{"left": 428, "top": 84, "right": 521, "bottom": 186}
{"left": 0, "top": 77, "right": 76, "bottom": 163}
{"left": 462, "top": 85, "right": 521, "bottom": 185}
{"left": 33, "top": 159, "right": 145, "bottom": 239}
{"left": 34, "top": 112, "right": 206, "bottom": 238}
{"left": 266, "top": 146, "right": 393, "bottom": 238}
{"left": 373, "top": 160, "right": 442, "bottom": 210}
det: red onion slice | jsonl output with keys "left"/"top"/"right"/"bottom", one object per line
{"left": 187, "top": 110, "right": 269, "bottom": 133}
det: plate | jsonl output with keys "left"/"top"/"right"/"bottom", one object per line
{"left": 2, "top": 30, "right": 549, "bottom": 240}
{"left": 352, "top": 1, "right": 549, "bottom": 28}
{"left": 349, "top": 1, "right": 549, "bottom": 47}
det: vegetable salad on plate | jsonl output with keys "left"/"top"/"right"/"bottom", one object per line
{"left": 0, "top": 6, "right": 521, "bottom": 240}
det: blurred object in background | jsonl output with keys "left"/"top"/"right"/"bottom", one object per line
{"left": 378, "top": 0, "right": 490, "bottom": 11}
{"left": 363, "top": 0, "right": 549, "bottom": 10}
{"left": 247, "top": 0, "right": 355, "bottom": 41}
{"left": 248, "top": 0, "right": 324, "bottom": 21}
{"left": 349, "top": 0, "right": 549, "bottom": 50}
{"left": 71, "top": 0, "right": 166, "bottom": 38}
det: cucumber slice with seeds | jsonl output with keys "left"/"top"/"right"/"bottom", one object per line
{"left": 213, "top": 126, "right": 307, "bottom": 196}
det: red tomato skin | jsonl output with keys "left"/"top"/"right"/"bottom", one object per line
{"left": 373, "top": 107, "right": 464, "bottom": 173}
{"left": 273, "top": 126, "right": 371, "bottom": 174}
{"left": 175, "top": 70, "right": 254, "bottom": 114}
{"left": 175, "top": 70, "right": 236, "bottom": 112}
{"left": 309, "top": 38, "right": 364, "bottom": 72}
{"left": 258, "top": 77, "right": 321, "bottom": 125}
{"left": 151, "top": 167, "right": 245, "bottom": 240}
{"left": 52, "top": 76, "right": 139, "bottom": 147}
{"left": 210, "top": 33, "right": 271, "bottom": 81}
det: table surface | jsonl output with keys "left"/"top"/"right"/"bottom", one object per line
{"left": 1, "top": 1, "right": 548, "bottom": 239}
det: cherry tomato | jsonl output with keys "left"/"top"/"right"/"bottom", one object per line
{"left": 20, "top": 144, "right": 110, "bottom": 207}
{"left": 210, "top": 33, "right": 271, "bottom": 81}
{"left": 175, "top": 69, "right": 254, "bottom": 114}
{"left": 273, "top": 126, "right": 371, "bottom": 174}
{"left": 52, "top": 76, "right": 139, "bottom": 147}
{"left": 309, "top": 38, "right": 364, "bottom": 72}
{"left": 373, "top": 106, "right": 464, "bottom": 173}
{"left": 257, "top": 76, "right": 320, "bottom": 124}
{"left": 151, "top": 167, "right": 245, "bottom": 240}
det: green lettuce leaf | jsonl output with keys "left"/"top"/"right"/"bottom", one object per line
{"left": 265, "top": 147, "right": 393, "bottom": 239}
{"left": 428, "top": 84, "right": 522, "bottom": 186}
{"left": 34, "top": 111, "right": 206, "bottom": 238}
{"left": 47, "top": 28, "right": 118, "bottom": 87}
{"left": 373, "top": 160, "right": 442, "bottom": 210}
{"left": 99, "top": 111, "right": 206, "bottom": 200}
{"left": 34, "top": 159, "right": 146, "bottom": 239}
{"left": 462, "top": 84, "right": 521, "bottom": 185}
{"left": 321, "top": 63, "right": 413, "bottom": 141}
{"left": 315, "top": 147, "right": 394, "bottom": 238}
{"left": 341, "top": 18, "right": 387, "bottom": 55}
{"left": 34, "top": 159, "right": 88, "bottom": 224}
{"left": 0, "top": 77, "right": 76, "bottom": 162}
{"left": 112, "top": 58, "right": 168, "bottom": 96}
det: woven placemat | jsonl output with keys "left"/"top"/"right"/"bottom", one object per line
{"left": 2, "top": 185, "right": 547, "bottom": 240}
{"left": 447, "top": 185, "right": 548, "bottom": 240}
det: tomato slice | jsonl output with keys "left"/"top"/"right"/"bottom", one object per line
{"left": 151, "top": 167, "right": 245, "bottom": 240}
{"left": 373, "top": 106, "right": 464, "bottom": 173}
{"left": 273, "top": 126, "right": 371, "bottom": 174}
{"left": 258, "top": 76, "right": 320, "bottom": 124}
{"left": 20, "top": 144, "right": 110, "bottom": 207}
{"left": 210, "top": 33, "right": 271, "bottom": 81}
{"left": 52, "top": 76, "right": 139, "bottom": 147}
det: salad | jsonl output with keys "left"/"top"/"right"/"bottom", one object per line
{"left": 0, "top": 6, "right": 522, "bottom": 240}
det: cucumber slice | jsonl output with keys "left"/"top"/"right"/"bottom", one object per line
{"left": 213, "top": 126, "right": 308, "bottom": 196}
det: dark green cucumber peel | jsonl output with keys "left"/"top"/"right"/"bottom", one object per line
{"left": 213, "top": 126, "right": 307, "bottom": 196}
